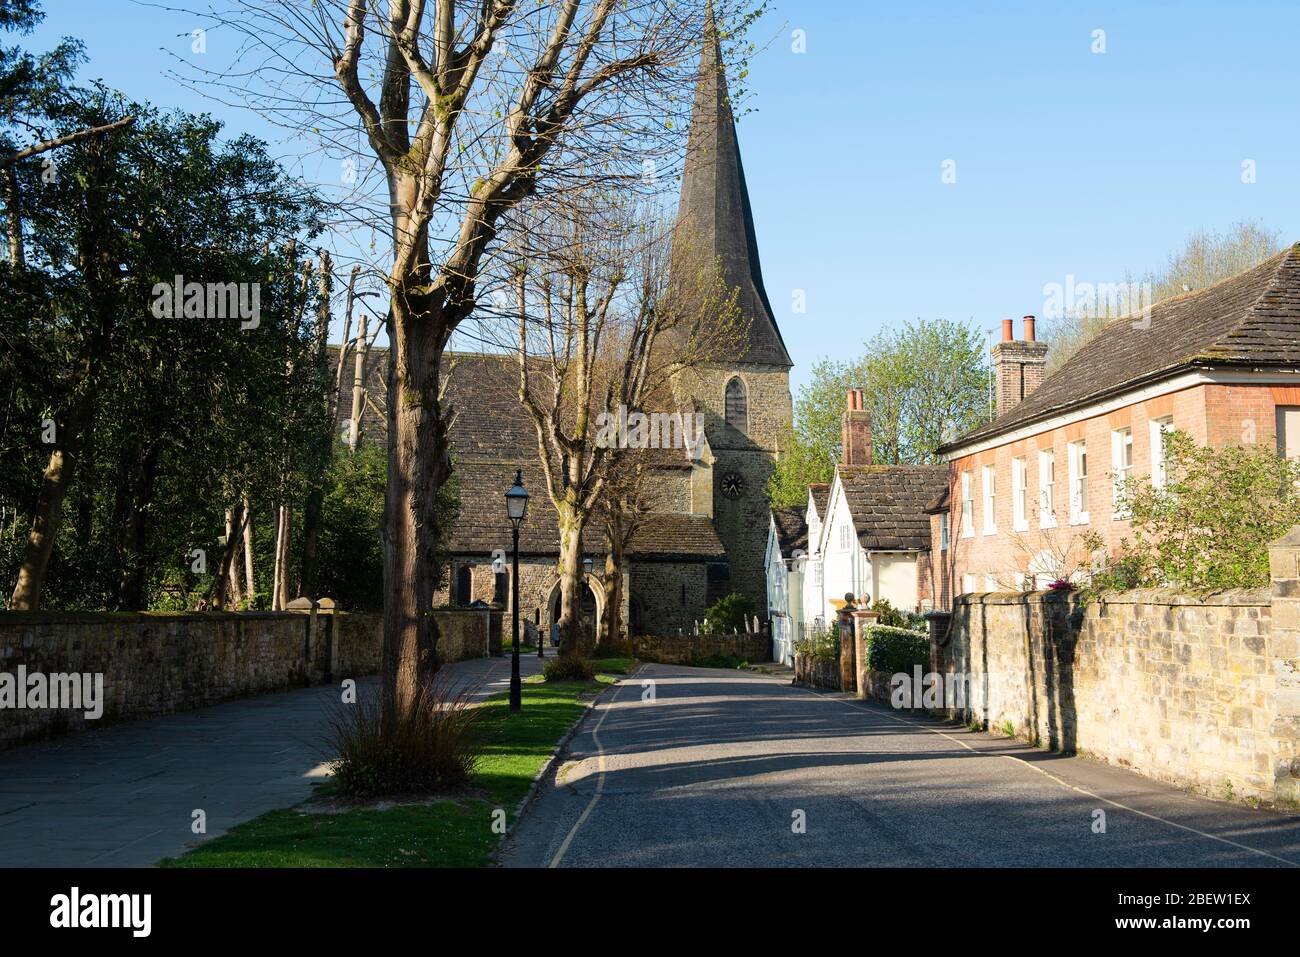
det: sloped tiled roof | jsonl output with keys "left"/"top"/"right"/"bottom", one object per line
{"left": 771, "top": 507, "right": 808, "bottom": 556}
{"left": 838, "top": 465, "right": 948, "bottom": 551}
{"left": 329, "top": 349, "right": 719, "bottom": 561}
{"left": 809, "top": 482, "right": 830, "bottom": 517}
{"left": 449, "top": 460, "right": 723, "bottom": 560}
{"left": 924, "top": 486, "right": 950, "bottom": 514}
{"left": 942, "top": 244, "right": 1300, "bottom": 452}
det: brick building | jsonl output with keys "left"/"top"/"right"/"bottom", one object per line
{"left": 931, "top": 244, "right": 1300, "bottom": 604}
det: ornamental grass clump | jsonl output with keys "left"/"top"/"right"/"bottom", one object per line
{"left": 328, "top": 677, "right": 484, "bottom": 799}
{"left": 543, "top": 653, "right": 595, "bottom": 682}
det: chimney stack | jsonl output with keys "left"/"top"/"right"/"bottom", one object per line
{"left": 841, "top": 388, "right": 872, "bottom": 466}
{"left": 991, "top": 315, "right": 1049, "bottom": 418}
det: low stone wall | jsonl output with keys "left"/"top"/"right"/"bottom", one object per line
{"left": 858, "top": 670, "right": 895, "bottom": 704}
{"left": 632, "top": 632, "right": 771, "bottom": 666}
{"left": 432, "top": 607, "right": 496, "bottom": 665}
{"left": 794, "top": 653, "right": 839, "bottom": 690}
{"left": 938, "top": 571, "right": 1300, "bottom": 803}
{"left": 0, "top": 604, "right": 497, "bottom": 749}
{"left": 0, "top": 611, "right": 323, "bottom": 747}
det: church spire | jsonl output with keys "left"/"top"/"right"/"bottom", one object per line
{"left": 671, "top": 7, "right": 792, "bottom": 368}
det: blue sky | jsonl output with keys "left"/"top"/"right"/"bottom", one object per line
{"left": 28, "top": 0, "right": 1300, "bottom": 395}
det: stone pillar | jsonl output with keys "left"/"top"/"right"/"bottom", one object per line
{"left": 1268, "top": 529, "right": 1300, "bottom": 803}
{"left": 837, "top": 597, "right": 858, "bottom": 693}
{"left": 852, "top": 608, "right": 879, "bottom": 699}
{"left": 924, "top": 611, "right": 953, "bottom": 677}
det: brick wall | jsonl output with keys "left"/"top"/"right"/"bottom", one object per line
{"left": 935, "top": 570, "right": 1300, "bottom": 803}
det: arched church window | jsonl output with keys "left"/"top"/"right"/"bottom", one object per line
{"left": 725, "top": 377, "right": 748, "bottom": 433}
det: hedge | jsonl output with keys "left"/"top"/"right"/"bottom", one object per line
{"left": 863, "top": 625, "right": 929, "bottom": 674}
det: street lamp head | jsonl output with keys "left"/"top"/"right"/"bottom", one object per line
{"left": 505, "top": 468, "right": 529, "bottom": 526}
{"left": 583, "top": 556, "right": 593, "bottom": 577}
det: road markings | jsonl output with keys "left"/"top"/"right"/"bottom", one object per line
{"left": 797, "top": 683, "right": 1300, "bottom": 868}
{"left": 548, "top": 677, "right": 628, "bottom": 868}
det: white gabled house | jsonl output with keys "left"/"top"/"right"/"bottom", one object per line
{"left": 812, "top": 461, "right": 945, "bottom": 624}
{"left": 765, "top": 506, "right": 810, "bottom": 665}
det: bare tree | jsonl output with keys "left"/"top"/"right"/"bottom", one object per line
{"left": 1043, "top": 220, "right": 1284, "bottom": 372}
{"left": 172, "top": 0, "right": 759, "bottom": 715}
{"left": 509, "top": 196, "right": 742, "bottom": 657}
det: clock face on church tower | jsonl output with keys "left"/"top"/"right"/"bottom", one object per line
{"left": 720, "top": 471, "right": 745, "bottom": 500}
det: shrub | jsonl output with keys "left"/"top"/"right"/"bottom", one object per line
{"left": 869, "top": 597, "right": 926, "bottom": 631}
{"left": 1087, "top": 430, "right": 1300, "bottom": 594}
{"left": 794, "top": 623, "right": 839, "bottom": 661}
{"left": 691, "top": 651, "right": 747, "bottom": 669}
{"left": 703, "top": 592, "right": 755, "bottom": 634}
{"left": 542, "top": 654, "right": 595, "bottom": 682}
{"left": 328, "top": 677, "right": 484, "bottom": 799}
{"left": 863, "top": 624, "right": 929, "bottom": 675}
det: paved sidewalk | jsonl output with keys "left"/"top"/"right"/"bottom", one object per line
{"left": 0, "top": 654, "right": 541, "bottom": 868}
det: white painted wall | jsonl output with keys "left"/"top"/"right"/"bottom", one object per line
{"left": 871, "top": 552, "right": 918, "bottom": 609}
{"left": 820, "top": 487, "right": 868, "bottom": 623}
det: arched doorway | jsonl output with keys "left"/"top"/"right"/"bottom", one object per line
{"left": 544, "top": 575, "right": 605, "bottom": 648}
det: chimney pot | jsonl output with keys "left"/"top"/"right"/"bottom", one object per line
{"left": 1023, "top": 315, "right": 1036, "bottom": 342}
{"left": 1001, "top": 318, "right": 1014, "bottom": 342}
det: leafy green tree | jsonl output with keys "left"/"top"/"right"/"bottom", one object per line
{"left": 1089, "top": 430, "right": 1300, "bottom": 593}
{"left": 2, "top": 78, "right": 325, "bottom": 609}
{"left": 768, "top": 319, "right": 988, "bottom": 506}
{"left": 704, "top": 591, "right": 755, "bottom": 634}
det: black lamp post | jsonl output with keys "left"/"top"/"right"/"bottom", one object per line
{"left": 505, "top": 469, "right": 529, "bottom": 714}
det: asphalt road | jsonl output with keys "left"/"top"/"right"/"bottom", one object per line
{"left": 500, "top": 664, "right": 1300, "bottom": 868}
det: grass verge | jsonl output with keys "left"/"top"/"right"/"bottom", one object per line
{"left": 158, "top": 678, "right": 606, "bottom": 868}
{"left": 592, "top": 656, "right": 635, "bottom": 675}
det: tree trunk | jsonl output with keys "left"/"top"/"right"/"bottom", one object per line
{"left": 225, "top": 508, "right": 245, "bottom": 608}
{"left": 212, "top": 501, "right": 246, "bottom": 610}
{"left": 242, "top": 496, "right": 256, "bottom": 600}
{"left": 271, "top": 504, "right": 293, "bottom": 609}
{"left": 299, "top": 489, "right": 323, "bottom": 600}
{"left": 299, "top": 251, "right": 333, "bottom": 600}
{"left": 7, "top": 393, "right": 91, "bottom": 610}
{"left": 598, "top": 513, "right": 625, "bottom": 655}
{"left": 349, "top": 307, "right": 370, "bottom": 451}
{"left": 380, "top": 288, "right": 451, "bottom": 720}
{"left": 555, "top": 502, "right": 587, "bottom": 657}
{"left": 116, "top": 442, "right": 159, "bottom": 611}
{"left": 3, "top": 164, "right": 22, "bottom": 270}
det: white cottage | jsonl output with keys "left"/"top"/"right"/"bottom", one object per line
{"left": 764, "top": 507, "right": 808, "bottom": 665}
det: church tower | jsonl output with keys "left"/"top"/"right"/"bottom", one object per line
{"left": 670, "top": 12, "right": 793, "bottom": 616}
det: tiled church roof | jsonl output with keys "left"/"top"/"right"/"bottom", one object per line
{"left": 942, "top": 243, "right": 1300, "bottom": 453}
{"left": 328, "top": 349, "right": 722, "bottom": 561}
{"left": 838, "top": 464, "right": 948, "bottom": 552}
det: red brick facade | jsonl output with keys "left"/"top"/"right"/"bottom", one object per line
{"left": 929, "top": 379, "right": 1300, "bottom": 607}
